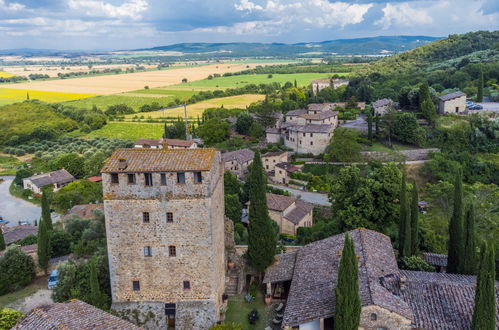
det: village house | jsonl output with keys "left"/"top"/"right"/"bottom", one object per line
{"left": 61, "top": 203, "right": 103, "bottom": 223}
{"left": 266, "top": 193, "right": 313, "bottom": 235}
{"left": 262, "top": 151, "right": 288, "bottom": 172}
{"left": 13, "top": 299, "right": 140, "bottom": 329}
{"left": 101, "top": 148, "right": 225, "bottom": 329}
{"left": 310, "top": 78, "right": 349, "bottom": 95}
{"left": 273, "top": 162, "right": 300, "bottom": 185}
{"left": 372, "top": 98, "right": 395, "bottom": 115}
{"left": 222, "top": 148, "right": 254, "bottom": 179}
{"left": 23, "top": 169, "right": 75, "bottom": 194}
{"left": 263, "top": 228, "right": 499, "bottom": 330}
{"left": 422, "top": 252, "right": 448, "bottom": 273}
{"left": 134, "top": 138, "right": 198, "bottom": 149}
{"left": 438, "top": 91, "right": 466, "bottom": 114}
{"left": 2, "top": 225, "right": 37, "bottom": 245}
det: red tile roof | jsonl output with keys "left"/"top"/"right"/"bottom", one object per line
{"left": 86, "top": 176, "right": 102, "bottom": 182}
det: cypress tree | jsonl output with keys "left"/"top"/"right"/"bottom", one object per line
{"left": 419, "top": 82, "right": 436, "bottom": 122}
{"left": 0, "top": 229, "right": 5, "bottom": 251}
{"left": 462, "top": 202, "right": 476, "bottom": 275}
{"left": 163, "top": 123, "right": 168, "bottom": 138}
{"left": 41, "top": 192, "right": 53, "bottom": 231}
{"left": 37, "top": 219, "right": 50, "bottom": 273}
{"left": 410, "top": 181, "right": 419, "bottom": 256}
{"left": 448, "top": 167, "right": 464, "bottom": 274}
{"left": 471, "top": 241, "right": 496, "bottom": 330}
{"left": 367, "top": 110, "right": 373, "bottom": 141}
{"left": 398, "top": 174, "right": 411, "bottom": 258}
{"left": 247, "top": 151, "right": 276, "bottom": 275}
{"left": 334, "top": 234, "right": 361, "bottom": 330}
{"left": 477, "top": 69, "right": 484, "bottom": 102}
{"left": 89, "top": 261, "right": 103, "bottom": 308}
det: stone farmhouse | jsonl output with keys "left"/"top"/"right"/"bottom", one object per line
{"left": 23, "top": 169, "right": 75, "bottom": 194}
{"left": 266, "top": 104, "right": 339, "bottom": 155}
{"left": 310, "top": 78, "right": 349, "bottom": 95}
{"left": 273, "top": 162, "right": 300, "bottom": 185}
{"left": 101, "top": 148, "right": 225, "bottom": 329}
{"left": 438, "top": 91, "right": 466, "bottom": 114}
{"left": 134, "top": 138, "right": 198, "bottom": 149}
{"left": 267, "top": 193, "right": 313, "bottom": 235}
{"left": 262, "top": 151, "right": 288, "bottom": 172}
{"left": 222, "top": 148, "right": 254, "bottom": 179}
{"left": 372, "top": 98, "right": 395, "bottom": 115}
{"left": 264, "top": 228, "right": 499, "bottom": 330}
{"left": 13, "top": 299, "right": 140, "bottom": 329}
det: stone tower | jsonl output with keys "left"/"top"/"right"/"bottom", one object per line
{"left": 101, "top": 148, "right": 225, "bottom": 329}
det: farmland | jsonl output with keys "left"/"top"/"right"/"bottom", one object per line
{"left": 0, "top": 88, "right": 97, "bottom": 106}
{"left": 0, "top": 72, "right": 15, "bottom": 78}
{"left": 85, "top": 122, "right": 165, "bottom": 140}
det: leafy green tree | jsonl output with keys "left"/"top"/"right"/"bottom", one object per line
{"left": 247, "top": 151, "right": 276, "bottom": 274}
{"left": 410, "top": 181, "right": 419, "bottom": 255}
{"left": 471, "top": 241, "right": 496, "bottom": 330}
{"left": 50, "top": 230, "right": 72, "bottom": 258}
{"left": 0, "top": 230, "right": 5, "bottom": 251}
{"left": 398, "top": 174, "right": 411, "bottom": 258}
{"left": 52, "top": 180, "right": 102, "bottom": 213}
{"left": 225, "top": 194, "right": 242, "bottom": 222}
{"left": 41, "top": 191, "right": 53, "bottom": 231}
{"left": 0, "top": 308, "right": 24, "bottom": 329}
{"left": 37, "top": 219, "right": 51, "bottom": 273}
{"left": 462, "top": 203, "right": 476, "bottom": 275}
{"left": 419, "top": 82, "right": 437, "bottom": 123}
{"left": 448, "top": 167, "right": 464, "bottom": 274}
{"left": 83, "top": 151, "right": 108, "bottom": 177}
{"left": 235, "top": 112, "right": 254, "bottom": 135}
{"left": 366, "top": 110, "right": 373, "bottom": 141}
{"left": 197, "top": 118, "right": 230, "bottom": 145}
{"left": 224, "top": 171, "right": 242, "bottom": 196}
{"left": 476, "top": 69, "right": 484, "bottom": 102}
{"left": 13, "top": 168, "right": 33, "bottom": 186}
{"left": 56, "top": 153, "right": 85, "bottom": 178}
{"left": 0, "top": 246, "right": 36, "bottom": 295}
{"left": 334, "top": 233, "right": 361, "bottom": 330}
{"left": 325, "top": 128, "right": 360, "bottom": 162}
{"left": 88, "top": 261, "right": 105, "bottom": 309}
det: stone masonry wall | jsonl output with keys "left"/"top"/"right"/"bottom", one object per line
{"left": 360, "top": 305, "right": 412, "bottom": 329}
{"left": 361, "top": 148, "right": 440, "bottom": 162}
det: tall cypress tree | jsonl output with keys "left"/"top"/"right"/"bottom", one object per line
{"left": 89, "top": 261, "right": 103, "bottom": 308}
{"left": 419, "top": 82, "right": 436, "bottom": 122}
{"left": 398, "top": 174, "right": 411, "bottom": 258}
{"left": 41, "top": 192, "right": 53, "bottom": 231}
{"left": 0, "top": 229, "right": 5, "bottom": 251}
{"left": 367, "top": 110, "right": 373, "bottom": 141}
{"left": 448, "top": 167, "right": 464, "bottom": 274}
{"left": 471, "top": 241, "right": 496, "bottom": 330}
{"left": 462, "top": 202, "right": 476, "bottom": 275}
{"left": 37, "top": 219, "right": 50, "bottom": 274}
{"left": 410, "top": 181, "right": 419, "bottom": 256}
{"left": 163, "top": 123, "right": 168, "bottom": 138}
{"left": 247, "top": 151, "right": 276, "bottom": 274}
{"left": 334, "top": 233, "right": 361, "bottom": 330}
{"left": 477, "top": 69, "right": 484, "bottom": 102}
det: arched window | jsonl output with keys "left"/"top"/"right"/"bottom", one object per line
{"left": 370, "top": 313, "right": 377, "bottom": 321}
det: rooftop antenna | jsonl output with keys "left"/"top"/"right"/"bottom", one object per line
{"left": 156, "top": 103, "right": 191, "bottom": 140}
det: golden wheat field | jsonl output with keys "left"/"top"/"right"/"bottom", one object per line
{"left": 0, "top": 88, "right": 97, "bottom": 106}
{"left": 0, "top": 62, "right": 280, "bottom": 95}
{"left": 0, "top": 72, "right": 15, "bottom": 78}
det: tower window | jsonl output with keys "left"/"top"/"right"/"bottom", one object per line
{"left": 371, "top": 313, "right": 377, "bottom": 321}
{"left": 160, "top": 173, "right": 167, "bottom": 185}
{"left": 133, "top": 280, "right": 140, "bottom": 291}
{"left": 144, "top": 246, "right": 152, "bottom": 257}
{"left": 110, "top": 173, "right": 119, "bottom": 184}
{"left": 166, "top": 212, "right": 173, "bottom": 223}
{"left": 194, "top": 171, "right": 202, "bottom": 183}
{"left": 310, "top": 141, "right": 313, "bottom": 146}
{"left": 144, "top": 173, "right": 153, "bottom": 186}
{"left": 142, "top": 212, "right": 150, "bottom": 223}
{"left": 177, "top": 172, "right": 185, "bottom": 184}
{"left": 128, "top": 173, "right": 136, "bottom": 184}
{"left": 169, "top": 246, "right": 176, "bottom": 257}
{"left": 183, "top": 281, "right": 190, "bottom": 290}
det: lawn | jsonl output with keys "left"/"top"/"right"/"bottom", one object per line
{"left": 0, "top": 280, "right": 46, "bottom": 309}
{"left": 0, "top": 155, "right": 22, "bottom": 175}
{"left": 166, "top": 73, "right": 341, "bottom": 91}
{"left": 86, "top": 122, "right": 164, "bottom": 140}
{"left": 0, "top": 88, "right": 97, "bottom": 106}
{"left": 225, "top": 294, "right": 269, "bottom": 330}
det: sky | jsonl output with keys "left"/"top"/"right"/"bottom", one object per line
{"left": 0, "top": 0, "right": 498, "bottom": 50}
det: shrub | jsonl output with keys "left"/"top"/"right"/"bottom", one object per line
{"left": 0, "top": 246, "right": 36, "bottom": 295}
{"left": 398, "top": 256, "right": 436, "bottom": 272}
{"left": 0, "top": 308, "right": 24, "bottom": 329}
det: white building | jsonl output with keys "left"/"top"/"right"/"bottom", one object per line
{"left": 23, "top": 169, "right": 75, "bottom": 194}
{"left": 438, "top": 91, "right": 466, "bottom": 114}
{"left": 310, "top": 79, "right": 349, "bottom": 95}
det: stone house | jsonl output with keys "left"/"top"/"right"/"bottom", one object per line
{"left": 101, "top": 148, "right": 226, "bottom": 329}
{"left": 134, "top": 138, "right": 198, "bottom": 149}
{"left": 274, "top": 162, "right": 300, "bottom": 185}
{"left": 266, "top": 193, "right": 313, "bottom": 235}
{"left": 438, "top": 91, "right": 466, "bottom": 114}
{"left": 263, "top": 228, "right": 499, "bottom": 329}
{"left": 372, "top": 98, "right": 394, "bottom": 115}
{"left": 2, "top": 225, "right": 37, "bottom": 245}
{"left": 222, "top": 148, "right": 254, "bottom": 179}
{"left": 310, "top": 79, "right": 349, "bottom": 95}
{"left": 262, "top": 151, "right": 288, "bottom": 172}
{"left": 13, "top": 299, "right": 140, "bottom": 329}
{"left": 422, "top": 252, "right": 448, "bottom": 273}
{"left": 23, "top": 169, "right": 75, "bottom": 194}
{"left": 284, "top": 124, "right": 334, "bottom": 155}
{"left": 62, "top": 203, "right": 103, "bottom": 224}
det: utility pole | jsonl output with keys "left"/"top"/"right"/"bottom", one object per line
{"left": 183, "top": 104, "right": 190, "bottom": 140}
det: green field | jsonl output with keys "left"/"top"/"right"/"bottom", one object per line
{"left": 86, "top": 122, "right": 164, "bottom": 140}
{"left": 0, "top": 155, "right": 22, "bottom": 175}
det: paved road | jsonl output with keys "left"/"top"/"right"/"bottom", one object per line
{"left": 270, "top": 184, "right": 330, "bottom": 206}
{"left": 339, "top": 114, "right": 368, "bottom": 132}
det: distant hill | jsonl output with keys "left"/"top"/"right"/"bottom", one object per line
{"left": 136, "top": 36, "right": 441, "bottom": 56}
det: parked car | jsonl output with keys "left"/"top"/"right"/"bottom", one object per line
{"left": 0, "top": 217, "right": 9, "bottom": 225}
{"left": 48, "top": 269, "right": 59, "bottom": 290}
{"left": 469, "top": 104, "right": 483, "bottom": 110}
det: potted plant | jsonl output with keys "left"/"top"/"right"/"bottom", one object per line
{"left": 265, "top": 294, "right": 272, "bottom": 305}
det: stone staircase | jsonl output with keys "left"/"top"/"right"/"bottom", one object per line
{"left": 226, "top": 268, "right": 240, "bottom": 295}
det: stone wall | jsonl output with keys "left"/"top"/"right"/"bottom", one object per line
{"left": 439, "top": 95, "right": 466, "bottom": 114}
{"left": 285, "top": 130, "right": 332, "bottom": 155}
{"left": 361, "top": 148, "right": 440, "bottom": 162}
{"left": 359, "top": 305, "right": 412, "bottom": 330}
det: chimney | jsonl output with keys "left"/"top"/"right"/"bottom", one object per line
{"left": 399, "top": 275, "right": 407, "bottom": 291}
{"left": 118, "top": 158, "right": 128, "bottom": 170}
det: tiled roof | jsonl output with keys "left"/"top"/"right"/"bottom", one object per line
{"left": 135, "top": 138, "right": 196, "bottom": 148}
{"left": 372, "top": 98, "right": 393, "bottom": 108}
{"left": 381, "top": 270, "right": 499, "bottom": 329}
{"left": 279, "top": 229, "right": 412, "bottom": 327}
{"left": 422, "top": 252, "right": 448, "bottom": 267}
{"left": 267, "top": 193, "right": 295, "bottom": 212}
{"left": 286, "top": 109, "right": 307, "bottom": 116}
{"left": 27, "top": 169, "right": 75, "bottom": 188}
{"left": 263, "top": 251, "right": 298, "bottom": 283}
{"left": 135, "top": 138, "right": 161, "bottom": 146}
{"left": 265, "top": 127, "right": 280, "bottom": 134}
{"left": 62, "top": 203, "right": 103, "bottom": 222}
{"left": 86, "top": 176, "right": 102, "bottom": 182}
{"left": 262, "top": 151, "right": 287, "bottom": 158}
{"left": 439, "top": 91, "right": 466, "bottom": 101}
{"left": 307, "top": 103, "right": 332, "bottom": 111}
{"left": 301, "top": 110, "right": 338, "bottom": 120}
{"left": 288, "top": 124, "right": 333, "bottom": 133}
{"left": 101, "top": 148, "right": 217, "bottom": 173}
{"left": 222, "top": 148, "right": 254, "bottom": 164}
{"left": 4, "top": 226, "right": 38, "bottom": 245}
{"left": 13, "top": 299, "right": 141, "bottom": 329}
{"left": 275, "top": 162, "right": 299, "bottom": 173}
{"left": 285, "top": 199, "right": 314, "bottom": 224}
{"left": 0, "top": 244, "right": 37, "bottom": 257}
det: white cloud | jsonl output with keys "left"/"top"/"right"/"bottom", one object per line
{"left": 67, "top": 0, "right": 149, "bottom": 20}
{"left": 375, "top": 3, "right": 432, "bottom": 29}
{"left": 0, "top": 0, "right": 25, "bottom": 11}
{"left": 234, "top": 0, "right": 263, "bottom": 12}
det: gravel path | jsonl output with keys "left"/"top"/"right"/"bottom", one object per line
{"left": 6, "top": 289, "right": 53, "bottom": 314}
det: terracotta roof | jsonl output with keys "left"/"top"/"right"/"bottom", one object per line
{"left": 288, "top": 124, "right": 333, "bottom": 133}
{"left": 101, "top": 148, "right": 217, "bottom": 173}
{"left": 275, "top": 162, "right": 299, "bottom": 173}
{"left": 262, "top": 151, "right": 287, "bottom": 158}
{"left": 439, "top": 91, "right": 466, "bottom": 101}
{"left": 222, "top": 148, "right": 254, "bottom": 164}
{"left": 286, "top": 109, "right": 307, "bottom": 116}
{"left": 381, "top": 270, "right": 499, "bottom": 329}
{"left": 301, "top": 110, "right": 338, "bottom": 120}
{"left": 161, "top": 138, "right": 197, "bottom": 148}
{"left": 135, "top": 138, "right": 161, "bottom": 147}
{"left": 267, "top": 193, "right": 296, "bottom": 212}
{"left": 0, "top": 244, "right": 37, "bottom": 257}
{"left": 14, "top": 299, "right": 141, "bottom": 329}
{"left": 285, "top": 199, "right": 314, "bottom": 224}
{"left": 86, "top": 176, "right": 102, "bottom": 182}
{"left": 26, "top": 169, "right": 75, "bottom": 188}
{"left": 372, "top": 98, "right": 393, "bottom": 108}
{"left": 263, "top": 251, "right": 298, "bottom": 283}
{"left": 4, "top": 226, "right": 38, "bottom": 245}
{"left": 307, "top": 103, "right": 333, "bottom": 111}
{"left": 62, "top": 204, "right": 103, "bottom": 222}
{"left": 422, "top": 252, "right": 448, "bottom": 267}
{"left": 274, "top": 229, "right": 412, "bottom": 327}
